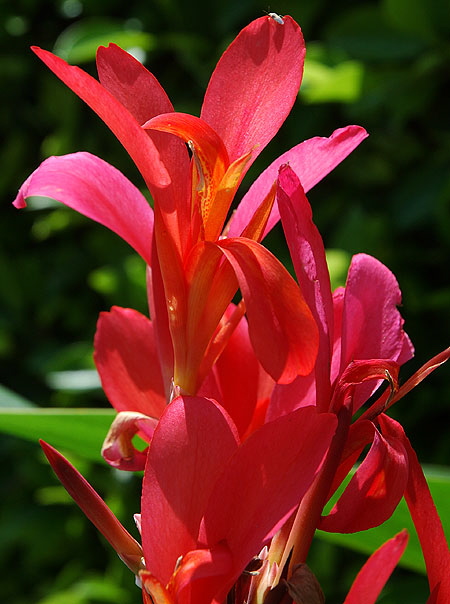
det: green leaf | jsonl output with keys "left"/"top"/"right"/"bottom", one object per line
{"left": 0, "top": 383, "right": 35, "bottom": 408}
{"left": 0, "top": 408, "right": 115, "bottom": 462}
{"left": 316, "top": 465, "right": 450, "bottom": 573}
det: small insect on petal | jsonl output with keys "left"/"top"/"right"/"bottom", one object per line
{"left": 268, "top": 12, "right": 284, "bottom": 25}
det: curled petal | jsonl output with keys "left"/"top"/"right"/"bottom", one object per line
{"left": 343, "top": 531, "right": 408, "bottom": 604}
{"left": 40, "top": 440, "right": 143, "bottom": 574}
{"left": 170, "top": 545, "right": 233, "bottom": 604}
{"left": 13, "top": 152, "right": 154, "bottom": 265}
{"left": 319, "top": 419, "right": 408, "bottom": 533}
{"left": 330, "top": 358, "right": 399, "bottom": 415}
{"left": 101, "top": 411, "right": 158, "bottom": 471}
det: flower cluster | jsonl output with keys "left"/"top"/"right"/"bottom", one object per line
{"left": 15, "top": 14, "right": 450, "bottom": 604}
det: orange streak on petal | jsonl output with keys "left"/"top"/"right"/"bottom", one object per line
{"left": 204, "top": 150, "right": 253, "bottom": 241}
{"left": 144, "top": 113, "right": 229, "bottom": 233}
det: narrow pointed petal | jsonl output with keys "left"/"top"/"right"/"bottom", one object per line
{"left": 201, "top": 16, "right": 305, "bottom": 165}
{"left": 40, "top": 440, "right": 143, "bottom": 573}
{"left": 383, "top": 417, "right": 450, "bottom": 603}
{"left": 343, "top": 531, "right": 408, "bottom": 604}
{"left": 31, "top": 47, "right": 170, "bottom": 190}
{"left": 319, "top": 419, "right": 408, "bottom": 533}
{"left": 387, "top": 346, "right": 450, "bottom": 409}
{"left": 94, "top": 307, "right": 166, "bottom": 417}
{"left": 217, "top": 237, "right": 319, "bottom": 382}
{"left": 200, "top": 407, "right": 337, "bottom": 598}
{"left": 141, "top": 396, "right": 240, "bottom": 585}
{"left": 277, "top": 165, "right": 334, "bottom": 411}
{"left": 14, "top": 152, "right": 154, "bottom": 265}
{"left": 96, "top": 44, "right": 191, "bottom": 252}
{"left": 227, "top": 125, "right": 368, "bottom": 238}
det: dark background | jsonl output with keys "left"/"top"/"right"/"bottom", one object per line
{"left": 1, "top": 0, "right": 449, "bottom": 602}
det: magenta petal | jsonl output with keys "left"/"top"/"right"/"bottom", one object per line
{"left": 94, "top": 307, "right": 166, "bottom": 417}
{"left": 14, "top": 152, "right": 154, "bottom": 265}
{"left": 201, "top": 16, "right": 305, "bottom": 165}
{"left": 227, "top": 125, "right": 368, "bottom": 238}
{"left": 343, "top": 531, "right": 408, "bottom": 604}
{"left": 31, "top": 47, "right": 170, "bottom": 191}
{"left": 340, "top": 254, "right": 414, "bottom": 410}
{"left": 141, "top": 396, "right": 240, "bottom": 586}
{"left": 320, "top": 418, "right": 408, "bottom": 533}
{"left": 341, "top": 253, "right": 413, "bottom": 368}
{"left": 200, "top": 407, "right": 337, "bottom": 588}
{"left": 277, "top": 165, "right": 334, "bottom": 410}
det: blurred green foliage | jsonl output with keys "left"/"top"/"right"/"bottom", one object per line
{"left": 1, "top": 0, "right": 449, "bottom": 602}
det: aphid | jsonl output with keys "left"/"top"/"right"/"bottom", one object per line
{"left": 267, "top": 12, "right": 284, "bottom": 25}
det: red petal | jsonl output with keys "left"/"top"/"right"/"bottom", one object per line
{"left": 385, "top": 417, "right": 450, "bottom": 603}
{"left": 96, "top": 44, "right": 191, "bottom": 254}
{"left": 94, "top": 307, "right": 166, "bottom": 417}
{"left": 13, "top": 152, "right": 153, "bottom": 265}
{"left": 320, "top": 417, "right": 408, "bottom": 533}
{"left": 141, "top": 396, "right": 239, "bottom": 585}
{"left": 40, "top": 440, "right": 143, "bottom": 573}
{"left": 277, "top": 165, "right": 334, "bottom": 410}
{"left": 343, "top": 531, "right": 408, "bottom": 604}
{"left": 227, "top": 125, "right": 368, "bottom": 238}
{"left": 31, "top": 47, "right": 170, "bottom": 191}
{"left": 217, "top": 238, "right": 319, "bottom": 382}
{"left": 204, "top": 307, "right": 270, "bottom": 437}
{"left": 200, "top": 407, "right": 337, "bottom": 598}
{"left": 201, "top": 16, "right": 305, "bottom": 166}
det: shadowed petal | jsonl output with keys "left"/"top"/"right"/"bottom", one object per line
{"left": 141, "top": 396, "right": 240, "bottom": 586}
{"left": 201, "top": 16, "right": 305, "bottom": 166}
{"left": 13, "top": 152, "right": 154, "bottom": 265}
{"left": 94, "top": 307, "right": 166, "bottom": 417}
{"left": 320, "top": 417, "right": 408, "bottom": 533}
{"left": 382, "top": 416, "right": 450, "bottom": 603}
{"left": 200, "top": 406, "right": 337, "bottom": 600}
{"left": 217, "top": 237, "right": 319, "bottom": 382}
{"left": 277, "top": 165, "right": 334, "bottom": 411}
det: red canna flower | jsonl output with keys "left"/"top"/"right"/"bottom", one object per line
{"left": 13, "top": 16, "right": 367, "bottom": 401}
{"left": 41, "top": 396, "right": 337, "bottom": 604}
{"left": 256, "top": 165, "right": 450, "bottom": 601}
